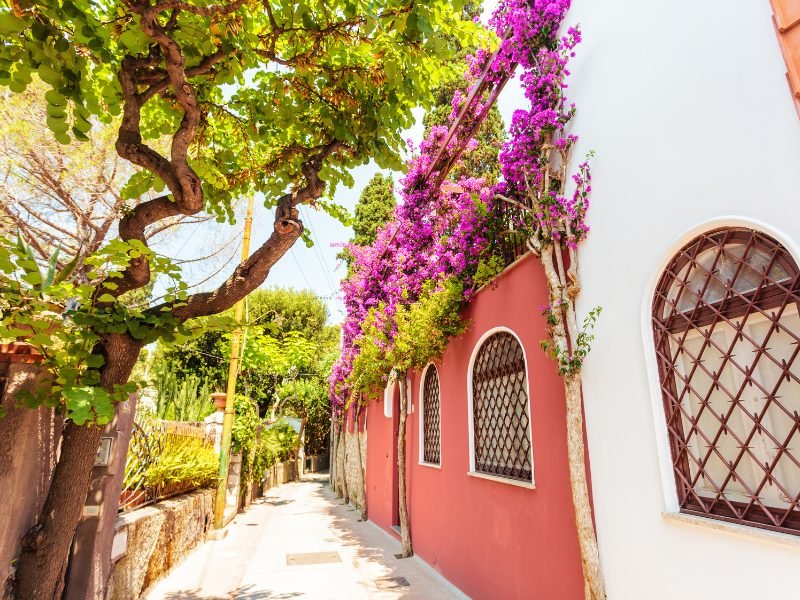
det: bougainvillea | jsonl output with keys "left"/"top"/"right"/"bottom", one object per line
{"left": 330, "top": 0, "right": 589, "bottom": 413}
{"left": 329, "top": 124, "right": 494, "bottom": 411}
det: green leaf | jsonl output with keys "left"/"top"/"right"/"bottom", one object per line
{"left": 45, "top": 89, "right": 67, "bottom": 106}
{"left": 46, "top": 114, "right": 69, "bottom": 134}
{"left": 0, "top": 13, "right": 28, "bottom": 36}
{"left": 84, "top": 354, "right": 105, "bottom": 368}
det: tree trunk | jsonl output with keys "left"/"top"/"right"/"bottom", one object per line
{"left": 536, "top": 241, "right": 606, "bottom": 599}
{"left": 397, "top": 374, "right": 412, "bottom": 558}
{"left": 355, "top": 406, "right": 367, "bottom": 520}
{"left": 330, "top": 421, "right": 337, "bottom": 493}
{"left": 565, "top": 376, "right": 605, "bottom": 600}
{"left": 13, "top": 333, "right": 141, "bottom": 600}
{"left": 339, "top": 421, "right": 349, "bottom": 503}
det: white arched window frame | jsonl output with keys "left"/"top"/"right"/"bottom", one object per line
{"left": 467, "top": 326, "right": 535, "bottom": 489}
{"left": 642, "top": 217, "right": 800, "bottom": 538}
{"left": 383, "top": 371, "right": 413, "bottom": 418}
{"left": 418, "top": 363, "right": 442, "bottom": 468}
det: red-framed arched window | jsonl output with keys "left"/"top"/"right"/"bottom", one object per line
{"left": 652, "top": 227, "right": 800, "bottom": 534}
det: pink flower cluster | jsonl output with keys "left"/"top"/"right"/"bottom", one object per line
{"left": 328, "top": 125, "right": 493, "bottom": 412}
{"left": 493, "top": 1, "right": 590, "bottom": 248}
{"left": 330, "top": 0, "right": 589, "bottom": 411}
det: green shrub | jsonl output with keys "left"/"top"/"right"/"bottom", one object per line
{"left": 253, "top": 422, "right": 300, "bottom": 476}
{"left": 143, "top": 435, "right": 218, "bottom": 490}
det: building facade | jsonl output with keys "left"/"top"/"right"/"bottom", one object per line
{"left": 571, "top": 0, "right": 800, "bottom": 598}
{"left": 363, "top": 255, "right": 587, "bottom": 600}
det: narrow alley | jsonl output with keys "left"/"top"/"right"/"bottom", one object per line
{"left": 143, "top": 474, "right": 463, "bottom": 600}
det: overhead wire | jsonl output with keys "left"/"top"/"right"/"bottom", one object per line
{"left": 300, "top": 205, "right": 339, "bottom": 297}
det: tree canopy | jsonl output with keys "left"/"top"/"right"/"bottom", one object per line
{"left": 156, "top": 287, "right": 338, "bottom": 408}
{"left": 0, "top": 0, "right": 492, "bottom": 422}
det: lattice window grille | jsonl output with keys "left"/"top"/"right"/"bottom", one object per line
{"left": 653, "top": 227, "right": 800, "bottom": 534}
{"left": 471, "top": 331, "right": 532, "bottom": 482}
{"left": 422, "top": 365, "right": 441, "bottom": 465}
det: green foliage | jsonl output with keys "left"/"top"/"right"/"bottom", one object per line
{"left": 0, "top": 234, "right": 187, "bottom": 424}
{"left": 340, "top": 172, "right": 397, "bottom": 269}
{"left": 350, "top": 279, "right": 467, "bottom": 399}
{"left": 0, "top": 0, "right": 490, "bottom": 216}
{"left": 0, "top": 0, "right": 491, "bottom": 426}
{"left": 231, "top": 393, "right": 299, "bottom": 488}
{"left": 153, "top": 364, "right": 213, "bottom": 422}
{"left": 275, "top": 362, "right": 333, "bottom": 455}
{"left": 540, "top": 305, "right": 602, "bottom": 375}
{"left": 158, "top": 288, "right": 337, "bottom": 410}
{"left": 352, "top": 173, "right": 397, "bottom": 248}
{"left": 473, "top": 254, "right": 507, "bottom": 290}
{"left": 251, "top": 422, "right": 300, "bottom": 481}
{"left": 143, "top": 435, "right": 218, "bottom": 490}
{"left": 123, "top": 418, "right": 218, "bottom": 493}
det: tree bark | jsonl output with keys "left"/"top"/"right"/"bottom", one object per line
{"left": 13, "top": 334, "right": 142, "bottom": 600}
{"left": 564, "top": 375, "right": 605, "bottom": 600}
{"left": 330, "top": 421, "right": 337, "bottom": 493}
{"left": 339, "top": 421, "right": 349, "bottom": 503}
{"left": 355, "top": 406, "right": 367, "bottom": 520}
{"left": 13, "top": 423, "right": 102, "bottom": 600}
{"left": 535, "top": 241, "right": 605, "bottom": 600}
{"left": 397, "top": 373, "right": 412, "bottom": 558}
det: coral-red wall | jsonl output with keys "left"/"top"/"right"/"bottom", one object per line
{"left": 365, "top": 255, "right": 586, "bottom": 599}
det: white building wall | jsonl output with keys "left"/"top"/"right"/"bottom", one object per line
{"left": 565, "top": 0, "right": 800, "bottom": 598}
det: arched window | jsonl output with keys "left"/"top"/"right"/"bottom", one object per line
{"left": 470, "top": 330, "right": 532, "bottom": 483}
{"left": 652, "top": 227, "right": 800, "bottom": 534}
{"left": 420, "top": 364, "right": 441, "bottom": 465}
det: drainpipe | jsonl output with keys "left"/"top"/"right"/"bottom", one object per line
{"left": 213, "top": 196, "right": 255, "bottom": 531}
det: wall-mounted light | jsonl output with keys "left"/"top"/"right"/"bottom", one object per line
{"left": 95, "top": 436, "right": 113, "bottom": 466}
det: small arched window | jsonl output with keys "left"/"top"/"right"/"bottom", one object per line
{"left": 652, "top": 227, "right": 800, "bottom": 534}
{"left": 470, "top": 331, "right": 532, "bottom": 483}
{"left": 421, "top": 364, "right": 441, "bottom": 465}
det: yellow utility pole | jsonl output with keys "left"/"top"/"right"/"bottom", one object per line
{"left": 214, "top": 195, "right": 255, "bottom": 530}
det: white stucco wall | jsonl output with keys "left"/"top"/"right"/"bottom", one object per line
{"left": 563, "top": 0, "right": 800, "bottom": 598}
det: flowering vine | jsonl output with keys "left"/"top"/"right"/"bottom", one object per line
{"left": 330, "top": 0, "right": 586, "bottom": 411}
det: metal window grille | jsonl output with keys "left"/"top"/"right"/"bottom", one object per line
{"left": 422, "top": 365, "right": 441, "bottom": 464}
{"left": 471, "top": 332, "right": 532, "bottom": 482}
{"left": 652, "top": 227, "right": 800, "bottom": 535}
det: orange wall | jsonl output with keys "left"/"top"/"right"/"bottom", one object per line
{"left": 365, "top": 255, "right": 586, "bottom": 599}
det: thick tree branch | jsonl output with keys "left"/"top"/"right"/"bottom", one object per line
{"left": 156, "top": 140, "right": 345, "bottom": 320}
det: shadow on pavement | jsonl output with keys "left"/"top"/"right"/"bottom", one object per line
{"left": 160, "top": 585, "right": 303, "bottom": 599}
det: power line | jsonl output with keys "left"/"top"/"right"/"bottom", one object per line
{"left": 300, "top": 206, "right": 339, "bottom": 296}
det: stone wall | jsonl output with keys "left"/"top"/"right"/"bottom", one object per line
{"left": 261, "top": 458, "right": 301, "bottom": 494}
{"left": 106, "top": 489, "right": 214, "bottom": 600}
{"left": 334, "top": 429, "right": 367, "bottom": 512}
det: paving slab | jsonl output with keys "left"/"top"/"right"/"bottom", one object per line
{"left": 143, "top": 473, "right": 465, "bottom": 600}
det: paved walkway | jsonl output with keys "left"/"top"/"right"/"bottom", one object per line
{"left": 144, "top": 473, "right": 463, "bottom": 600}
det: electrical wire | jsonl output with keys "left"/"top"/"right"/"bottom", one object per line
{"left": 300, "top": 206, "right": 339, "bottom": 296}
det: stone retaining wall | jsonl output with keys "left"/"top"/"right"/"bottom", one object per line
{"left": 106, "top": 489, "right": 214, "bottom": 600}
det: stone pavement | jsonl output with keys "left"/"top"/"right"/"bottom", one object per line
{"left": 143, "top": 473, "right": 465, "bottom": 600}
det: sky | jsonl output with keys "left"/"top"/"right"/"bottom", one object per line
{"left": 159, "top": 0, "right": 525, "bottom": 325}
